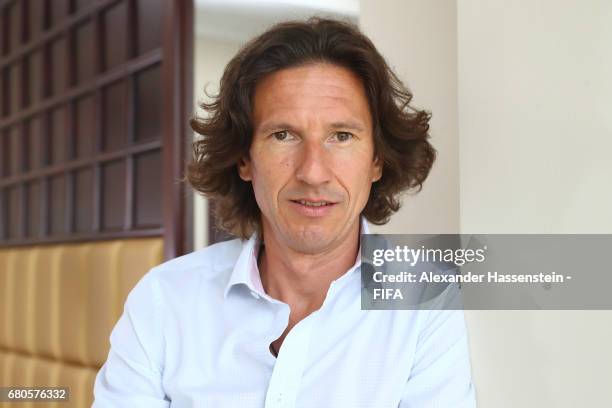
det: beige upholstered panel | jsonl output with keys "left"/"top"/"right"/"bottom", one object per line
{"left": 0, "top": 352, "right": 37, "bottom": 408}
{"left": 87, "top": 239, "right": 166, "bottom": 367}
{"left": 87, "top": 242, "right": 122, "bottom": 367}
{"left": 0, "top": 352, "right": 16, "bottom": 394}
{"left": 56, "top": 360, "right": 98, "bottom": 408}
{"left": 32, "top": 247, "right": 61, "bottom": 359}
{"left": 58, "top": 245, "right": 92, "bottom": 365}
{"left": 0, "top": 238, "right": 164, "bottom": 408}
{"left": 0, "top": 251, "right": 15, "bottom": 350}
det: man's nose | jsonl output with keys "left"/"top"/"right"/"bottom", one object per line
{"left": 295, "top": 140, "right": 332, "bottom": 185}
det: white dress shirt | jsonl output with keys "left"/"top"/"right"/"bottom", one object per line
{"left": 93, "top": 217, "right": 476, "bottom": 407}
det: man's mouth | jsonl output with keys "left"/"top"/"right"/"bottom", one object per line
{"left": 289, "top": 199, "right": 338, "bottom": 217}
{"left": 291, "top": 200, "right": 334, "bottom": 207}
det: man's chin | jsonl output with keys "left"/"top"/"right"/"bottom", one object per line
{"left": 284, "top": 228, "right": 337, "bottom": 255}
{"left": 288, "top": 241, "right": 334, "bottom": 255}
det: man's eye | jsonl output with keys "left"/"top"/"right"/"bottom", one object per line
{"left": 333, "top": 132, "right": 353, "bottom": 142}
{"left": 272, "top": 131, "right": 290, "bottom": 141}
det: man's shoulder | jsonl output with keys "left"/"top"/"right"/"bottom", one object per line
{"left": 145, "top": 237, "right": 245, "bottom": 286}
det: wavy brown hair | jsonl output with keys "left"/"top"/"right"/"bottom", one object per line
{"left": 187, "top": 17, "right": 436, "bottom": 239}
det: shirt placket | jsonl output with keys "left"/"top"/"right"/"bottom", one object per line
{"left": 264, "top": 310, "right": 317, "bottom": 408}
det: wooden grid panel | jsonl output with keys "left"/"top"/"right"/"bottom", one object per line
{"left": 0, "top": 0, "right": 174, "bottom": 247}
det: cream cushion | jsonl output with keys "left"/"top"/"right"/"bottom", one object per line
{"left": 0, "top": 238, "right": 163, "bottom": 408}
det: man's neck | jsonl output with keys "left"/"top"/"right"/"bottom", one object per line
{"left": 258, "top": 220, "right": 361, "bottom": 315}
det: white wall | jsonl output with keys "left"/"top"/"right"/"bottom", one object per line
{"left": 458, "top": 0, "right": 612, "bottom": 234}
{"left": 458, "top": 1, "right": 612, "bottom": 406}
{"left": 361, "top": 0, "right": 612, "bottom": 407}
{"left": 360, "top": 0, "right": 461, "bottom": 234}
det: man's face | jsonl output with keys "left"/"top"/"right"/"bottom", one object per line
{"left": 238, "top": 63, "right": 382, "bottom": 254}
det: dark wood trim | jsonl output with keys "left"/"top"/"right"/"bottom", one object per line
{"left": 23, "top": 181, "right": 30, "bottom": 236}
{"left": 92, "top": 163, "right": 101, "bottom": 233}
{"left": 0, "top": 227, "right": 164, "bottom": 248}
{"left": 40, "top": 163, "right": 49, "bottom": 238}
{"left": 0, "top": 139, "right": 161, "bottom": 187}
{"left": 37, "top": 176, "right": 46, "bottom": 238}
{"left": 67, "top": 101, "right": 76, "bottom": 160}
{"left": 126, "top": 0, "right": 136, "bottom": 59}
{"left": 161, "top": 0, "right": 193, "bottom": 260}
{"left": 22, "top": 0, "right": 29, "bottom": 44}
{"left": 124, "top": 155, "right": 134, "bottom": 229}
{"left": 1, "top": 6, "right": 8, "bottom": 58}
{"left": 0, "top": 0, "right": 121, "bottom": 68}
{"left": 0, "top": 48, "right": 162, "bottom": 130}
{"left": 125, "top": 74, "right": 135, "bottom": 231}
{"left": 20, "top": 45, "right": 29, "bottom": 108}
{"left": 92, "top": 5, "right": 103, "bottom": 234}
{"left": 15, "top": 121, "right": 25, "bottom": 175}
{"left": 182, "top": 0, "right": 194, "bottom": 254}
{"left": 0, "top": 188, "right": 4, "bottom": 240}
{"left": 17, "top": 184, "right": 25, "bottom": 238}
{"left": 65, "top": 170, "right": 74, "bottom": 233}
{"left": 1, "top": 7, "right": 7, "bottom": 58}
{"left": 0, "top": 0, "right": 17, "bottom": 10}
{"left": 42, "top": 0, "right": 50, "bottom": 32}
{"left": 94, "top": 1, "right": 103, "bottom": 73}
{"left": 1, "top": 0, "right": 192, "bottom": 251}
{"left": 19, "top": 0, "right": 27, "bottom": 45}
{"left": 66, "top": 100, "right": 76, "bottom": 234}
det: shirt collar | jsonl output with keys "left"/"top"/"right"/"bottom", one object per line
{"left": 223, "top": 216, "right": 371, "bottom": 299}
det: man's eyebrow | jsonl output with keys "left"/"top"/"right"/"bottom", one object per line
{"left": 256, "top": 121, "right": 367, "bottom": 134}
{"left": 256, "top": 122, "right": 295, "bottom": 134}
{"left": 329, "top": 121, "right": 366, "bottom": 132}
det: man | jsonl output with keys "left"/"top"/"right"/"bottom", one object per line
{"left": 93, "top": 17, "right": 476, "bottom": 407}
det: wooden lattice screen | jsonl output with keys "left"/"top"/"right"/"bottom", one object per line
{"left": 0, "top": 0, "right": 193, "bottom": 259}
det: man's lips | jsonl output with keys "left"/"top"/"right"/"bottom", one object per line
{"left": 290, "top": 197, "right": 338, "bottom": 208}
{"left": 289, "top": 199, "right": 338, "bottom": 217}
{"left": 289, "top": 199, "right": 338, "bottom": 206}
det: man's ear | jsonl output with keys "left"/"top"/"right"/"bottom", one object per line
{"left": 372, "top": 156, "right": 383, "bottom": 182}
{"left": 237, "top": 156, "right": 252, "bottom": 181}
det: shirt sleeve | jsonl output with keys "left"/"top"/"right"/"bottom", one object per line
{"left": 399, "top": 294, "right": 477, "bottom": 407}
{"left": 92, "top": 271, "right": 170, "bottom": 407}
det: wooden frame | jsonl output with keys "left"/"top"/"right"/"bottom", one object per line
{"left": 162, "top": 0, "right": 194, "bottom": 259}
{"left": 0, "top": 0, "right": 193, "bottom": 259}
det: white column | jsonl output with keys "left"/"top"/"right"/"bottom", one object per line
{"left": 360, "top": 0, "right": 460, "bottom": 234}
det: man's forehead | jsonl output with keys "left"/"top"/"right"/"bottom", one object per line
{"left": 254, "top": 63, "right": 365, "bottom": 98}
{"left": 252, "top": 63, "right": 371, "bottom": 128}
